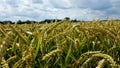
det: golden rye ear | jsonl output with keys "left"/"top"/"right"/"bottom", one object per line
{"left": 0, "top": 20, "right": 120, "bottom": 68}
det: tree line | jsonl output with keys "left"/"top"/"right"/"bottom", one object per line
{"left": 0, "top": 17, "right": 119, "bottom": 24}
{"left": 0, "top": 17, "right": 81, "bottom": 24}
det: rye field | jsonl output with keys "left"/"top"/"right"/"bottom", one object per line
{"left": 0, "top": 20, "right": 120, "bottom": 68}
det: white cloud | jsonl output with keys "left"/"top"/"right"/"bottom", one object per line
{"left": 70, "top": 0, "right": 112, "bottom": 10}
{"left": 48, "top": 0, "right": 72, "bottom": 9}
{"left": 0, "top": 0, "right": 119, "bottom": 21}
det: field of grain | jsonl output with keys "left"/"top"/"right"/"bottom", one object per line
{"left": 0, "top": 20, "right": 120, "bottom": 68}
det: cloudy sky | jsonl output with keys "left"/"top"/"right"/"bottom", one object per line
{"left": 0, "top": 0, "right": 120, "bottom": 21}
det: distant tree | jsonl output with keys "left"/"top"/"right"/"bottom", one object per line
{"left": 17, "top": 20, "right": 22, "bottom": 24}
{"left": 71, "top": 19, "right": 78, "bottom": 22}
{"left": 7, "top": 21, "right": 13, "bottom": 24}
{"left": 1, "top": 21, "right": 13, "bottom": 24}
{"left": 64, "top": 17, "right": 70, "bottom": 21}
{"left": 41, "top": 19, "right": 51, "bottom": 23}
{"left": 0, "top": 21, "right": 3, "bottom": 24}
{"left": 25, "top": 20, "right": 31, "bottom": 24}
